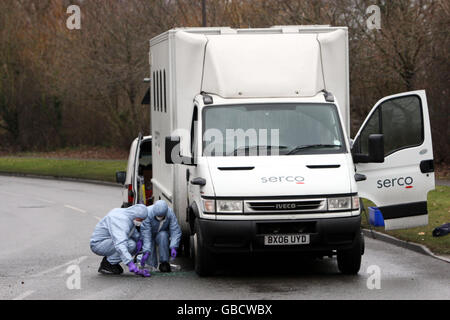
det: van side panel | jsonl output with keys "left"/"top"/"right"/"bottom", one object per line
{"left": 150, "top": 32, "right": 207, "bottom": 233}
{"left": 318, "top": 29, "right": 349, "bottom": 133}
{"left": 150, "top": 36, "right": 174, "bottom": 208}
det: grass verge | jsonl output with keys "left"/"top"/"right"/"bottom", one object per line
{"left": 362, "top": 186, "right": 450, "bottom": 256}
{"left": 0, "top": 157, "right": 127, "bottom": 183}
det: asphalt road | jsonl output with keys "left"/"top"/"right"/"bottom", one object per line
{"left": 0, "top": 176, "right": 448, "bottom": 300}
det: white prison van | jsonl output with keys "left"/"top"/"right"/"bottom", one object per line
{"left": 134, "top": 26, "right": 434, "bottom": 276}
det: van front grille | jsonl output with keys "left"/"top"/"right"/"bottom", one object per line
{"left": 244, "top": 198, "right": 326, "bottom": 214}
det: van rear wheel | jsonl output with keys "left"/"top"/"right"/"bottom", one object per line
{"left": 337, "top": 232, "right": 363, "bottom": 275}
{"left": 193, "top": 220, "right": 214, "bottom": 277}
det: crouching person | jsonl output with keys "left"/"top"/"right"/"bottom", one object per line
{"left": 90, "top": 204, "right": 151, "bottom": 277}
{"left": 140, "top": 200, "right": 182, "bottom": 272}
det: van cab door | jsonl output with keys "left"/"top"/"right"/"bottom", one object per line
{"left": 352, "top": 90, "right": 435, "bottom": 230}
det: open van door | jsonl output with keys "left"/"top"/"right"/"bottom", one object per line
{"left": 132, "top": 133, "right": 144, "bottom": 205}
{"left": 352, "top": 90, "right": 435, "bottom": 230}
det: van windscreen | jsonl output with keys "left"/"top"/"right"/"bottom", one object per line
{"left": 202, "top": 103, "right": 346, "bottom": 157}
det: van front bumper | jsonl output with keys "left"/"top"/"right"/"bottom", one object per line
{"left": 198, "top": 215, "right": 361, "bottom": 254}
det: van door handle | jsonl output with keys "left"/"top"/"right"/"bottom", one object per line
{"left": 355, "top": 173, "right": 367, "bottom": 182}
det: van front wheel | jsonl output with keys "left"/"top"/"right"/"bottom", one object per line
{"left": 193, "top": 220, "right": 214, "bottom": 277}
{"left": 337, "top": 232, "right": 363, "bottom": 275}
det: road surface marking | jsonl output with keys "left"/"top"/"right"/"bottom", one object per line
{"left": 64, "top": 205, "right": 87, "bottom": 213}
{"left": 34, "top": 197, "right": 55, "bottom": 204}
{"left": 32, "top": 256, "right": 88, "bottom": 278}
{"left": 65, "top": 204, "right": 101, "bottom": 223}
{"left": 12, "top": 290, "right": 35, "bottom": 300}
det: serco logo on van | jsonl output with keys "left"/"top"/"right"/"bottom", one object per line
{"left": 377, "top": 176, "right": 414, "bottom": 189}
{"left": 261, "top": 176, "right": 305, "bottom": 184}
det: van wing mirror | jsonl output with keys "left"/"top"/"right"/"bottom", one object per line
{"left": 116, "top": 171, "right": 126, "bottom": 185}
{"left": 191, "top": 177, "right": 206, "bottom": 186}
{"left": 165, "top": 136, "right": 197, "bottom": 166}
{"left": 165, "top": 136, "right": 181, "bottom": 164}
{"left": 353, "top": 134, "right": 385, "bottom": 164}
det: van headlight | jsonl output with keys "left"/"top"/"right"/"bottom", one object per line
{"left": 327, "top": 196, "right": 360, "bottom": 211}
{"left": 216, "top": 200, "right": 243, "bottom": 213}
{"left": 328, "top": 197, "right": 351, "bottom": 210}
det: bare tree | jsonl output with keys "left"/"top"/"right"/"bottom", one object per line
{"left": 0, "top": 0, "right": 447, "bottom": 162}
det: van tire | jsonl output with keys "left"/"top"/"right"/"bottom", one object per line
{"left": 337, "top": 232, "right": 362, "bottom": 275}
{"left": 193, "top": 220, "right": 214, "bottom": 277}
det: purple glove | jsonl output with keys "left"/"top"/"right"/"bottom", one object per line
{"left": 141, "top": 252, "right": 150, "bottom": 267}
{"left": 127, "top": 262, "right": 139, "bottom": 274}
{"left": 136, "top": 240, "right": 143, "bottom": 254}
{"left": 136, "top": 268, "right": 151, "bottom": 278}
{"left": 171, "top": 248, "right": 177, "bottom": 259}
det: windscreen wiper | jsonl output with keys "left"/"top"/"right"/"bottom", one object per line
{"left": 286, "top": 144, "right": 341, "bottom": 155}
{"left": 228, "top": 145, "right": 288, "bottom": 156}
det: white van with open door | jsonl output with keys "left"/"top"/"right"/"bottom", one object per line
{"left": 139, "top": 27, "right": 435, "bottom": 276}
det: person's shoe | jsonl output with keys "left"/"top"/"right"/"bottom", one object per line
{"left": 159, "top": 261, "right": 171, "bottom": 273}
{"left": 114, "top": 263, "right": 124, "bottom": 274}
{"left": 98, "top": 257, "right": 123, "bottom": 275}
